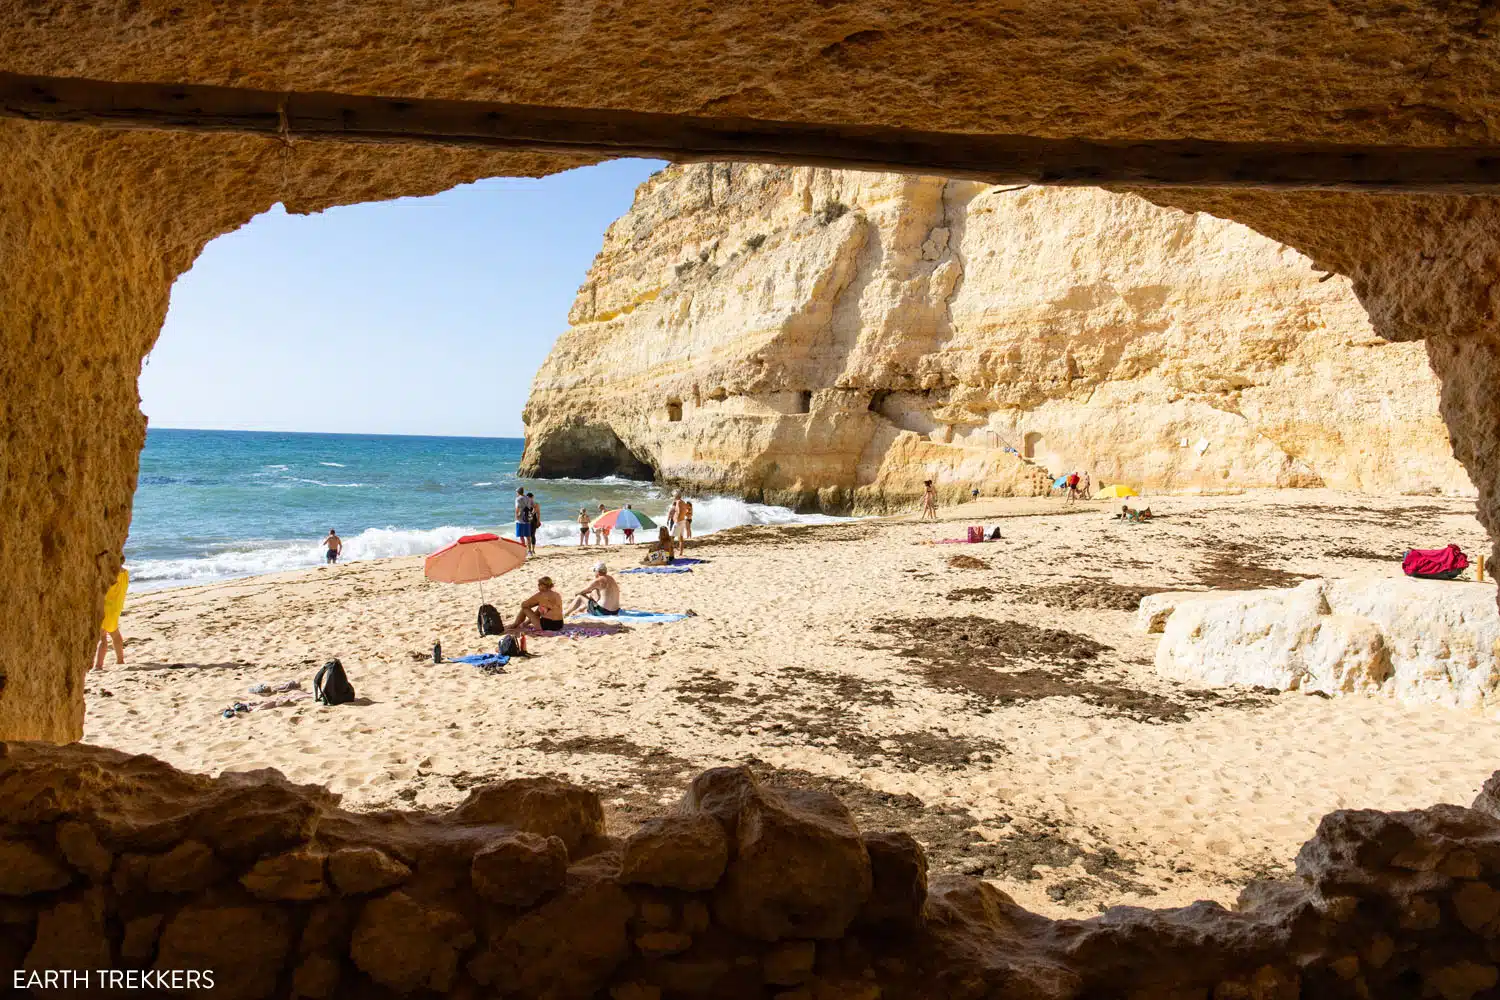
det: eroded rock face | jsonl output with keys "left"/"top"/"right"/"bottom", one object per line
{"left": 7, "top": 740, "right": 1500, "bottom": 999}
{"left": 520, "top": 165, "right": 1470, "bottom": 513}
{"left": 1144, "top": 577, "right": 1500, "bottom": 709}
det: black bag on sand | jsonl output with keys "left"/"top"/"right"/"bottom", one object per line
{"left": 314, "top": 659, "right": 356, "bottom": 706}
{"left": 497, "top": 634, "right": 527, "bottom": 658}
{"left": 478, "top": 604, "right": 504, "bottom": 636}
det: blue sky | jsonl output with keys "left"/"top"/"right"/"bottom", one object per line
{"left": 140, "top": 157, "right": 665, "bottom": 438}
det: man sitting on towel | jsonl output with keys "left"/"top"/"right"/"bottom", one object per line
{"left": 509, "top": 576, "right": 565, "bottom": 632}
{"left": 565, "top": 562, "right": 621, "bottom": 617}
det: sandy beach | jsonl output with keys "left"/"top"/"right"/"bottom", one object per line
{"left": 84, "top": 488, "right": 1497, "bottom": 919}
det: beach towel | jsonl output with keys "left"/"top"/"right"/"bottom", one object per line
{"left": 571, "top": 609, "right": 691, "bottom": 625}
{"left": 254, "top": 692, "right": 312, "bottom": 710}
{"left": 672, "top": 558, "right": 710, "bottom": 565}
{"left": 248, "top": 680, "right": 301, "bottom": 695}
{"left": 926, "top": 538, "right": 1001, "bottom": 545}
{"left": 221, "top": 691, "right": 312, "bottom": 718}
{"left": 1402, "top": 544, "right": 1468, "bottom": 580}
{"left": 519, "top": 622, "right": 627, "bottom": 638}
{"left": 448, "top": 652, "right": 510, "bottom": 674}
{"left": 622, "top": 566, "right": 694, "bottom": 574}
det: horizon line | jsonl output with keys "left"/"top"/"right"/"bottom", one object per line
{"left": 147, "top": 425, "right": 526, "bottom": 441}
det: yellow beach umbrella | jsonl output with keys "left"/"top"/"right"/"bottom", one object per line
{"left": 1093, "top": 484, "right": 1140, "bottom": 500}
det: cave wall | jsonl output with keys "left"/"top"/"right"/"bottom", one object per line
{"left": 8, "top": 740, "right": 1500, "bottom": 1000}
{"left": 2, "top": 2, "right": 1498, "bottom": 739}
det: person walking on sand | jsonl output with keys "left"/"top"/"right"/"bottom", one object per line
{"left": 920, "top": 480, "right": 938, "bottom": 521}
{"left": 577, "top": 506, "right": 591, "bottom": 546}
{"left": 1065, "top": 472, "right": 1080, "bottom": 504}
{"left": 93, "top": 567, "right": 129, "bottom": 671}
{"left": 683, "top": 496, "right": 694, "bottom": 539}
{"left": 526, "top": 492, "right": 541, "bottom": 554}
{"left": 564, "top": 562, "right": 621, "bottom": 617}
{"left": 509, "top": 576, "right": 565, "bottom": 632}
{"left": 1079, "top": 472, "right": 1092, "bottom": 499}
{"left": 669, "top": 491, "right": 690, "bottom": 557}
{"left": 323, "top": 529, "right": 343, "bottom": 565}
{"left": 596, "top": 502, "right": 611, "bottom": 545}
{"left": 514, "top": 488, "right": 534, "bottom": 552}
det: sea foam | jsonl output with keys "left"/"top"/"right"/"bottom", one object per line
{"left": 128, "top": 525, "right": 476, "bottom": 590}
{"left": 128, "top": 492, "right": 849, "bottom": 591}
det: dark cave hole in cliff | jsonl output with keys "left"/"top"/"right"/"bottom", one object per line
{"left": 797, "top": 390, "right": 813, "bottom": 414}
{"left": 666, "top": 399, "right": 683, "bottom": 422}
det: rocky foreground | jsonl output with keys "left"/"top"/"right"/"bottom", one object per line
{"left": 8, "top": 739, "right": 1500, "bottom": 999}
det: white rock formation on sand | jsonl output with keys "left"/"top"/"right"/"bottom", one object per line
{"left": 520, "top": 164, "right": 1471, "bottom": 513}
{"left": 1143, "top": 578, "right": 1500, "bottom": 710}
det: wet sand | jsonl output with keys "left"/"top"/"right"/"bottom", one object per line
{"left": 84, "top": 488, "right": 1498, "bottom": 918}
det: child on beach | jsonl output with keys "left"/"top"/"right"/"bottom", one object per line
{"left": 93, "top": 567, "right": 129, "bottom": 671}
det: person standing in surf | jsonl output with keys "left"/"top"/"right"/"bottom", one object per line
{"left": 526, "top": 492, "right": 541, "bottom": 554}
{"left": 514, "top": 488, "right": 534, "bottom": 553}
{"left": 577, "top": 506, "right": 591, "bottom": 546}
{"left": 324, "top": 529, "right": 343, "bottom": 564}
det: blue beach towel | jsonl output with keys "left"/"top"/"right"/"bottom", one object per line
{"left": 571, "top": 609, "right": 692, "bottom": 625}
{"left": 448, "top": 653, "right": 510, "bottom": 674}
{"left": 672, "top": 558, "right": 709, "bottom": 565}
{"left": 622, "top": 566, "right": 694, "bottom": 574}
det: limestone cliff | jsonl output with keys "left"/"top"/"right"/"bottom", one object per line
{"left": 521, "top": 165, "right": 1472, "bottom": 512}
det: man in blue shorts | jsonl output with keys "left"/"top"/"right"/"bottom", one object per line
{"left": 514, "top": 488, "right": 534, "bottom": 553}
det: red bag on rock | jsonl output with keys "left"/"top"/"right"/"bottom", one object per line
{"left": 1402, "top": 544, "right": 1468, "bottom": 580}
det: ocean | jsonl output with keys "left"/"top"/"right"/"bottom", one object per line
{"left": 126, "top": 428, "right": 844, "bottom": 591}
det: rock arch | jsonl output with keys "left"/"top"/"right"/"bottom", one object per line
{"left": 2, "top": 2, "right": 1497, "bottom": 745}
{"left": 4, "top": 6, "right": 1500, "bottom": 992}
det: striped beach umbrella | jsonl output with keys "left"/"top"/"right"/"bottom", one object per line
{"left": 591, "top": 507, "right": 656, "bottom": 532}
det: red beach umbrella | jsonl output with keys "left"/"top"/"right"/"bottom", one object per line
{"left": 424, "top": 533, "right": 527, "bottom": 585}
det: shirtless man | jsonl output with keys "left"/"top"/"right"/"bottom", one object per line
{"left": 510, "top": 576, "right": 565, "bottom": 632}
{"left": 324, "top": 529, "right": 343, "bottom": 564}
{"left": 564, "top": 562, "right": 621, "bottom": 617}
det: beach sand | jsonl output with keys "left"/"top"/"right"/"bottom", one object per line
{"left": 84, "top": 488, "right": 1498, "bottom": 919}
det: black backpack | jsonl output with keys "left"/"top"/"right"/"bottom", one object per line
{"left": 313, "top": 659, "right": 356, "bottom": 706}
{"left": 497, "top": 634, "right": 527, "bottom": 658}
{"left": 478, "top": 604, "right": 504, "bottom": 637}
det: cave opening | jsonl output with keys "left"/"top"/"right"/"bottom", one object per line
{"left": 8, "top": 19, "right": 1500, "bottom": 989}
{"left": 666, "top": 398, "right": 684, "bottom": 422}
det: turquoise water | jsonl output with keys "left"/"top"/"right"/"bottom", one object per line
{"left": 127, "top": 428, "right": 837, "bottom": 590}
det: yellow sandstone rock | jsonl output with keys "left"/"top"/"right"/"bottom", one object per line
{"left": 521, "top": 166, "right": 1470, "bottom": 512}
